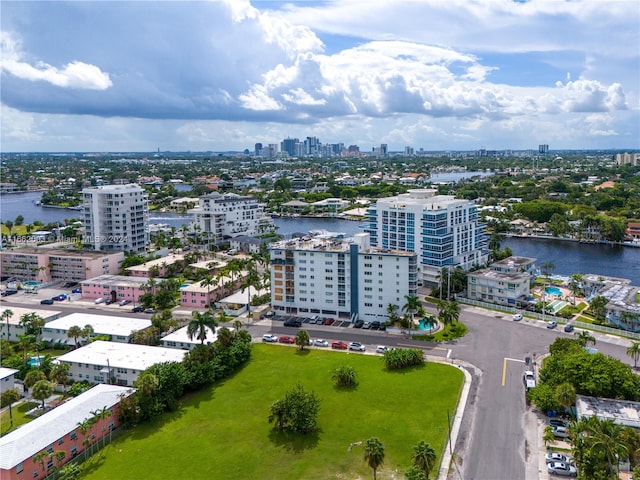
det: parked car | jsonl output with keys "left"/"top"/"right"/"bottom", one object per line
{"left": 547, "top": 462, "right": 577, "bottom": 477}
{"left": 105, "top": 298, "right": 115, "bottom": 305}
{"left": 545, "top": 452, "right": 569, "bottom": 464}
{"left": 547, "top": 320, "right": 558, "bottom": 329}
{"left": 513, "top": 313, "right": 523, "bottom": 321}
{"left": 1, "top": 290, "right": 18, "bottom": 296}
{"left": 348, "top": 342, "right": 365, "bottom": 352}
{"left": 94, "top": 297, "right": 106, "bottom": 304}
{"left": 523, "top": 371, "right": 536, "bottom": 390}
{"left": 564, "top": 323, "right": 574, "bottom": 332}
{"left": 362, "top": 321, "right": 372, "bottom": 329}
{"left": 313, "top": 339, "right": 329, "bottom": 347}
{"left": 376, "top": 345, "right": 388, "bottom": 354}
{"left": 331, "top": 341, "right": 348, "bottom": 350}
{"left": 323, "top": 318, "right": 335, "bottom": 326}
{"left": 370, "top": 321, "right": 381, "bottom": 330}
{"left": 549, "top": 418, "right": 569, "bottom": 428}
{"left": 52, "top": 294, "right": 68, "bottom": 301}
{"left": 262, "top": 334, "right": 279, "bottom": 343}
{"left": 353, "top": 320, "right": 364, "bottom": 328}
{"left": 71, "top": 288, "right": 82, "bottom": 294}
{"left": 40, "top": 298, "right": 54, "bottom": 305}
{"left": 278, "top": 335, "right": 295, "bottom": 344}
{"left": 63, "top": 281, "right": 79, "bottom": 288}
{"left": 144, "top": 308, "right": 156, "bottom": 314}
{"left": 263, "top": 310, "right": 275, "bottom": 318}
{"left": 132, "top": 306, "right": 144, "bottom": 313}
{"left": 553, "top": 426, "right": 570, "bottom": 438}
{"left": 283, "top": 318, "right": 302, "bottom": 327}
{"left": 118, "top": 299, "right": 132, "bottom": 306}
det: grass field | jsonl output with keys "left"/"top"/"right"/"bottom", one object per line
{"left": 83, "top": 344, "right": 463, "bottom": 480}
{"left": 0, "top": 400, "right": 39, "bottom": 435}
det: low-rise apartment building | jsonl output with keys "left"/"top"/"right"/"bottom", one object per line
{"left": 0, "top": 307, "right": 62, "bottom": 343}
{"left": 161, "top": 325, "right": 217, "bottom": 350}
{"left": 0, "top": 384, "right": 133, "bottom": 480}
{"left": 41, "top": 313, "right": 152, "bottom": 346}
{"left": 466, "top": 269, "right": 532, "bottom": 307}
{"left": 269, "top": 232, "right": 417, "bottom": 322}
{"left": 80, "top": 274, "right": 148, "bottom": 302}
{"left": 0, "top": 248, "right": 123, "bottom": 283}
{"left": 125, "top": 254, "right": 185, "bottom": 278}
{"left": 57, "top": 341, "right": 187, "bottom": 386}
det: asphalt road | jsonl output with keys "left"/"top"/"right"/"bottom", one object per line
{"left": 4, "top": 293, "right": 634, "bottom": 480}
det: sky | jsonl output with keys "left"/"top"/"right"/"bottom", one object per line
{"left": 1, "top": 0, "right": 639, "bottom": 153}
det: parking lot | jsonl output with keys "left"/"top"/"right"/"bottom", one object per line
{"left": 268, "top": 314, "right": 389, "bottom": 331}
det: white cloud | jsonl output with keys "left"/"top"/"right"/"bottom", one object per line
{"left": 0, "top": 32, "right": 112, "bottom": 90}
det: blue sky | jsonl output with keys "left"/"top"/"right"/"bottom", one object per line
{"left": 1, "top": 0, "right": 638, "bottom": 152}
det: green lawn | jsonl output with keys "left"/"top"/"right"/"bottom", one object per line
{"left": 1, "top": 400, "right": 39, "bottom": 436}
{"left": 83, "top": 344, "right": 463, "bottom": 480}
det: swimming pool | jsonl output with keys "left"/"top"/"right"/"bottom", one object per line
{"left": 545, "top": 286, "right": 563, "bottom": 296}
{"left": 28, "top": 355, "right": 44, "bottom": 367}
{"left": 418, "top": 318, "right": 437, "bottom": 331}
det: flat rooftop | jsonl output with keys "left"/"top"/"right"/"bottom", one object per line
{"left": 467, "top": 268, "right": 530, "bottom": 282}
{"left": 0, "top": 384, "right": 134, "bottom": 470}
{"left": 43, "top": 313, "right": 151, "bottom": 338}
{"left": 81, "top": 274, "right": 148, "bottom": 287}
{"left": 576, "top": 395, "right": 640, "bottom": 429}
{"left": 491, "top": 256, "right": 536, "bottom": 268}
{"left": 0, "top": 307, "right": 62, "bottom": 325}
{"left": 57, "top": 340, "right": 187, "bottom": 370}
{"left": 125, "top": 254, "right": 184, "bottom": 273}
{"left": 270, "top": 235, "right": 415, "bottom": 256}
{"left": 0, "top": 248, "right": 120, "bottom": 259}
{"left": 0, "top": 367, "right": 19, "bottom": 381}
{"left": 162, "top": 325, "right": 217, "bottom": 345}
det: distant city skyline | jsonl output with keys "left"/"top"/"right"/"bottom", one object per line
{"left": 1, "top": 1, "right": 638, "bottom": 152}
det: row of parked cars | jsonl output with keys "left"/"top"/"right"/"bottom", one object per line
{"left": 261, "top": 334, "right": 389, "bottom": 354}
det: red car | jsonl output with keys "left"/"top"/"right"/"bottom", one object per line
{"left": 323, "top": 318, "right": 335, "bottom": 326}
{"left": 278, "top": 335, "right": 295, "bottom": 344}
{"left": 331, "top": 341, "right": 348, "bottom": 350}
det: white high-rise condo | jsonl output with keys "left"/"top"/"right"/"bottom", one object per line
{"left": 270, "top": 232, "right": 417, "bottom": 322}
{"left": 364, "top": 189, "right": 488, "bottom": 285}
{"left": 82, "top": 184, "right": 149, "bottom": 253}
{"left": 189, "top": 192, "right": 274, "bottom": 243}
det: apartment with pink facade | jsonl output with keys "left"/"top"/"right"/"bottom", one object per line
{"left": 0, "top": 248, "right": 123, "bottom": 283}
{"left": 179, "top": 272, "right": 245, "bottom": 309}
{"left": 0, "top": 384, "right": 133, "bottom": 480}
{"left": 80, "top": 274, "right": 148, "bottom": 302}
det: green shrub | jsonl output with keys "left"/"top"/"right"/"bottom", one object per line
{"left": 383, "top": 348, "right": 424, "bottom": 370}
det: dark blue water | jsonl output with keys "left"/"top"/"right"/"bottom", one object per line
{"left": 3, "top": 191, "right": 638, "bottom": 284}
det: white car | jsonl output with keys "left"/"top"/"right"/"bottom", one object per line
{"left": 262, "top": 334, "right": 278, "bottom": 343}
{"left": 348, "top": 342, "right": 365, "bottom": 352}
{"left": 553, "top": 426, "right": 570, "bottom": 438}
{"left": 547, "top": 462, "right": 577, "bottom": 477}
{"left": 545, "top": 452, "right": 569, "bottom": 464}
{"left": 313, "top": 339, "right": 329, "bottom": 347}
{"left": 547, "top": 320, "right": 558, "bottom": 329}
{"left": 512, "top": 313, "right": 523, "bottom": 321}
{"left": 376, "top": 345, "right": 388, "bottom": 354}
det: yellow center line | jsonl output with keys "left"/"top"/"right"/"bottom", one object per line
{"left": 502, "top": 357, "right": 508, "bottom": 387}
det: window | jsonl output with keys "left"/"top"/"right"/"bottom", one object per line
{"left": 16, "top": 463, "right": 23, "bottom": 474}
{"left": 70, "top": 431, "right": 77, "bottom": 440}
{"left": 33, "top": 470, "right": 39, "bottom": 478}
{"left": 58, "top": 438, "right": 64, "bottom": 445}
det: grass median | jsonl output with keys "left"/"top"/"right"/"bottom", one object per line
{"left": 83, "top": 344, "right": 464, "bottom": 480}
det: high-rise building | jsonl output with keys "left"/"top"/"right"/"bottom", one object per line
{"left": 364, "top": 189, "right": 488, "bottom": 285}
{"left": 82, "top": 184, "right": 149, "bottom": 253}
{"left": 538, "top": 144, "right": 549, "bottom": 154}
{"left": 616, "top": 152, "right": 639, "bottom": 166}
{"left": 188, "top": 192, "right": 274, "bottom": 242}
{"left": 270, "top": 232, "right": 417, "bottom": 322}
{"left": 281, "top": 137, "right": 299, "bottom": 157}
{"left": 254, "top": 143, "right": 263, "bottom": 156}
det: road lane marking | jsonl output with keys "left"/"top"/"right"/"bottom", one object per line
{"left": 397, "top": 343, "right": 448, "bottom": 352}
{"left": 502, "top": 357, "right": 526, "bottom": 387}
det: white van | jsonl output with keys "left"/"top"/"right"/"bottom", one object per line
{"left": 94, "top": 297, "right": 106, "bottom": 304}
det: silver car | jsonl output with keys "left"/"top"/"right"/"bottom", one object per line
{"left": 547, "top": 462, "right": 577, "bottom": 477}
{"left": 348, "top": 342, "right": 365, "bottom": 352}
{"left": 545, "top": 452, "right": 569, "bottom": 464}
{"left": 313, "top": 339, "right": 329, "bottom": 347}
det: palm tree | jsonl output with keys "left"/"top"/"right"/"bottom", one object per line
{"left": 627, "top": 342, "right": 640, "bottom": 369}
{"left": 31, "top": 379, "right": 53, "bottom": 411}
{"left": 67, "top": 325, "right": 83, "bottom": 348}
{"left": 19, "top": 312, "right": 45, "bottom": 341}
{"left": 437, "top": 300, "right": 460, "bottom": 328}
{"left": 402, "top": 295, "right": 422, "bottom": 331}
{"left": 295, "top": 330, "right": 310, "bottom": 350}
{"left": 216, "top": 326, "right": 234, "bottom": 347}
{"left": 587, "top": 417, "right": 628, "bottom": 478}
{"left": 201, "top": 274, "right": 216, "bottom": 308}
{"left": 543, "top": 425, "right": 556, "bottom": 448}
{"left": 575, "top": 330, "right": 596, "bottom": 347}
{"left": 17, "top": 333, "right": 36, "bottom": 361}
{"left": 24, "top": 369, "right": 47, "bottom": 390}
{"left": 49, "top": 362, "right": 71, "bottom": 392}
{"left": 91, "top": 406, "right": 112, "bottom": 449}
{"left": 232, "top": 319, "right": 243, "bottom": 332}
{"left": 363, "top": 437, "right": 385, "bottom": 480}
{"left": 386, "top": 303, "right": 400, "bottom": 327}
{"left": 1, "top": 388, "right": 21, "bottom": 427}
{"left": 540, "top": 262, "right": 555, "bottom": 284}
{"left": 555, "top": 382, "right": 576, "bottom": 415}
{"left": 187, "top": 310, "right": 218, "bottom": 344}
{"left": 77, "top": 418, "right": 92, "bottom": 461}
{"left": 2, "top": 308, "right": 13, "bottom": 340}
{"left": 412, "top": 441, "right": 437, "bottom": 479}
{"left": 33, "top": 450, "right": 48, "bottom": 479}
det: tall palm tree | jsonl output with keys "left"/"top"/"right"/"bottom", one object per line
{"left": 1, "top": 388, "right": 21, "bottom": 427}
{"left": 31, "top": 379, "right": 53, "bottom": 411}
{"left": 67, "top": 325, "right": 83, "bottom": 348}
{"left": 77, "top": 418, "right": 92, "bottom": 461}
{"left": 627, "top": 342, "right": 640, "bottom": 369}
{"left": 240, "top": 260, "right": 262, "bottom": 316}
{"left": 402, "top": 295, "right": 422, "bottom": 331}
{"left": 412, "top": 441, "right": 437, "bottom": 479}
{"left": 2, "top": 308, "right": 13, "bottom": 340}
{"left": 587, "top": 418, "right": 628, "bottom": 478}
{"left": 187, "top": 310, "right": 218, "bottom": 344}
{"left": 363, "top": 437, "right": 385, "bottom": 480}
{"left": 555, "top": 382, "right": 576, "bottom": 414}
{"left": 575, "top": 330, "right": 596, "bottom": 347}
